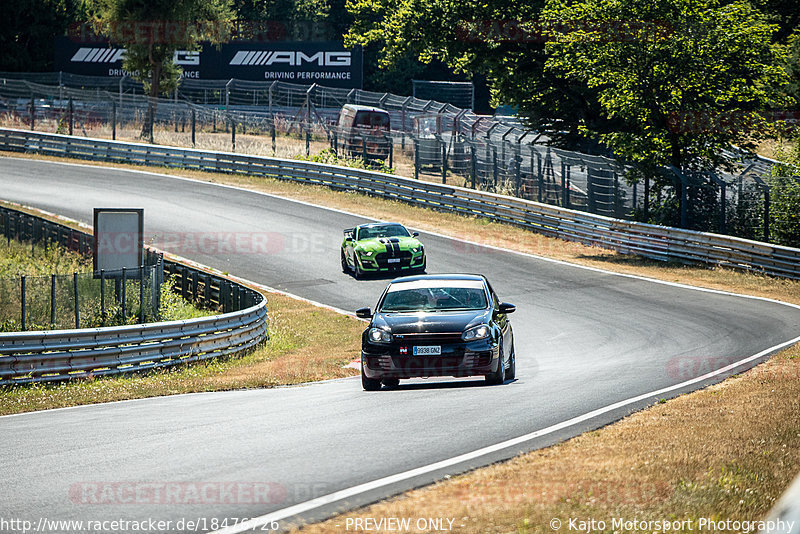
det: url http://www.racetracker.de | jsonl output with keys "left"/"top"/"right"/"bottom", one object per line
{"left": 0, "top": 516, "right": 282, "bottom": 533}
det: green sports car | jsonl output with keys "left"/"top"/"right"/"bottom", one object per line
{"left": 341, "top": 223, "right": 426, "bottom": 279}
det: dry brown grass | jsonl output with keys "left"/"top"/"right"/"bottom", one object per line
{"left": 3, "top": 152, "right": 800, "bottom": 530}
{"left": 293, "top": 344, "right": 800, "bottom": 533}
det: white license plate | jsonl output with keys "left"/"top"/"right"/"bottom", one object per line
{"left": 387, "top": 258, "right": 401, "bottom": 263}
{"left": 413, "top": 345, "right": 441, "bottom": 356}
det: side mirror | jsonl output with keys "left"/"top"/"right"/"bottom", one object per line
{"left": 412, "top": 232, "right": 419, "bottom": 237}
{"left": 345, "top": 236, "right": 353, "bottom": 242}
{"left": 356, "top": 307, "right": 373, "bottom": 319}
{"left": 498, "top": 302, "right": 516, "bottom": 314}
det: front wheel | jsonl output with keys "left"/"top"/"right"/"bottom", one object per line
{"left": 485, "top": 340, "right": 505, "bottom": 385}
{"left": 505, "top": 342, "right": 516, "bottom": 381}
{"left": 341, "top": 250, "right": 349, "bottom": 273}
{"left": 362, "top": 366, "right": 381, "bottom": 391}
{"left": 354, "top": 261, "right": 364, "bottom": 280}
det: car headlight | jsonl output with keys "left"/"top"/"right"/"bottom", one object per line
{"left": 359, "top": 250, "right": 374, "bottom": 257}
{"left": 368, "top": 327, "right": 392, "bottom": 343}
{"left": 462, "top": 324, "right": 490, "bottom": 341}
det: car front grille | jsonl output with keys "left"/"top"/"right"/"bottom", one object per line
{"left": 374, "top": 250, "right": 412, "bottom": 268}
{"left": 392, "top": 332, "right": 464, "bottom": 344}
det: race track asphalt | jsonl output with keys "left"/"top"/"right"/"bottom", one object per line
{"left": 1, "top": 156, "right": 798, "bottom": 532}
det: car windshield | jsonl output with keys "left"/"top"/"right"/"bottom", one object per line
{"left": 380, "top": 285, "right": 489, "bottom": 312}
{"left": 357, "top": 225, "right": 410, "bottom": 240}
{"left": 354, "top": 111, "right": 390, "bottom": 129}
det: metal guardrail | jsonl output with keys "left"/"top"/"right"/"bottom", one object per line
{"left": 0, "top": 205, "right": 268, "bottom": 385}
{"left": 1, "top": 127, "right": 799, "bottom": 279}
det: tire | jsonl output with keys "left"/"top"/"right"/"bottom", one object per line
{"left": 485, "top": 339, "right": 505, "bottom": 385}
{"left": 354, "top": 261, "right": 364, "bottom": 280}
{"left": 362, "top": 366, "right": 382, "bottom": 391}
{"left": 341, "top": 249, "right": 349, "bottom": 273}
{"left": 505, "top": 341, "right": 516, "bottom": 381}
{"left": 382, "top": 378, "right": 400, "bottom": 388}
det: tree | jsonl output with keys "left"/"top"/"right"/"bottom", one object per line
{"left": 89, "top": 0, "right": 233, "bottom": 131}
{"left": 542, "top": 0, "right": 791, "bottom": 172}
{"left": 344, "top": 0, "right": 626, "bottom": 144}
{"left": 0, "top": 0, "right": 83, "bottom": 71}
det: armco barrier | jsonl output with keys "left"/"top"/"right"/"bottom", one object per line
{"left": 1, "top": 128, "right": 799, "bottom": 279}
{"left": 0, "top": 206, "right": 267, "bottom": 385}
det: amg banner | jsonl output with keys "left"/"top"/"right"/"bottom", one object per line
{"left": 54, "top": 36, "right": 363, "bottom": 88}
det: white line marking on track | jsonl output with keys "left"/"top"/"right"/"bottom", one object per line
{"left": 4, "top": 156, "right": 800, "bottom": 527}
{"left": 210, "top": 335, "right": 800, "bottom": 534}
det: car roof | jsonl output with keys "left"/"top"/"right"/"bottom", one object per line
{"left": 342, "top": 104, "right": 390, "bottom": 114}
{"left": 356, "top": 222, "right": 406, "bottom": 229}
{"left": 389, "top": 273, "right": 487, "bottom": 284}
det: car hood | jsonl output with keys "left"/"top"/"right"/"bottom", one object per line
{"left": 373, "top": 309, "right": 490, "bottom": 334}
{"left": 356, "top": 236, "right": 421, "bottom": 252}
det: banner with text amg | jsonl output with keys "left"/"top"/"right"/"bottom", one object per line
{"left": 54, "top": 37, "right": 364, "bottom": 89}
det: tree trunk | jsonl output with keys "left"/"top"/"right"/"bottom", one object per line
{"left": 141, "top": 57, "right": 162, "bottom": 142}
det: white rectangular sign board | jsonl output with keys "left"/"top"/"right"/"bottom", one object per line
{"left": 93, "top": 208, "right": 144, "bottom": 274}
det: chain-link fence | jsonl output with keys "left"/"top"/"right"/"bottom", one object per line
{"left": 0, "top": 207, "right": 163, "bottom": 332}
{"left": 1, "top": 72, "right": 798, "bottom": 246}
{"left": 0, "top": 265, "right": 162, "bottom": 332}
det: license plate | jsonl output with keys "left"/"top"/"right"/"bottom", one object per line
{"left": 413, "top": 345, "right": 441, "bottom": 356}
{"left": 387, "top": 258, "right": 401, "bottom": 263}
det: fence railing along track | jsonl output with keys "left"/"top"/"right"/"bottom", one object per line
{"left": 0, "top": 204, "right": 267, "bottom": 385}
{"left": 1, "top": 127, "right": 799, "bottom": 280}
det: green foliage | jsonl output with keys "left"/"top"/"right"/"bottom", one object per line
{"left": 0, "top": 239, "right": 91, "bottom": 277}
{"left": 158, "top": 276, "right": 216, "bottom": 321}
{"left": 786, "top": 28, "right": 800, "bottom": 110}
{"left": 769, "top": 139, "right": 800, "bottom": 246}
{"left": 542, "top": 0, "right": 790, "bottom": 170}
{"left": 88, "top": 0, "right": 234, "bottom": 97}
{"left": 0, "top": 0, "right": 84, "bottom": 71}
{"left": 298, "top": 148, "right": 396, "bottom": 174}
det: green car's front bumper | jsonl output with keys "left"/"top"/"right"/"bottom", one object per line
{"left": 357, "top": 250, "right": 425, "bottom": 273}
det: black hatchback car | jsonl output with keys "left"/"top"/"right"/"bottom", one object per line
{"left": 356, "top": 274, "right": 516, "bottom": 390}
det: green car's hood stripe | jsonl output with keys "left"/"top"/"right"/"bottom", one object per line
{"left": 355, "top": 236, "right": 421, "bottom": 252}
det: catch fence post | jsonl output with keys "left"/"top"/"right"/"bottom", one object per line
{"left": 764, "top": 187, "right": 770, "bottom": 242}
{"left": 121, "top": 267, "right": 127, "bottom": 320}
{"left": 441, "top": 140, "right": 447, "bottom": 184}
{"left": 148, "top": 102, "right": 154, "bottom": 144}
{"left": 100, "top": 269, "right": 106, "bottom": 326}
{"left": 21, "top": 275, "right": 26, "bottom": 331}
{"left": 139, "top": 265, "right": 145, "bottom": 322}
{"left": 414, "top": 139, "right": 419, "bottom": 179}
{"left": 50, "top": 274, "right": 56, "bottom": 327}
{"left": 492, "top": 148, "right": 498, "bottom": 190}
{"left": 362, "top": 137, "right": 367, "bottom": 162}
{"left": 470, "top": 145, "right": 476, "bottom": 189}
{"left": 73, "top": 272, "right": 79, "bottom": 328}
